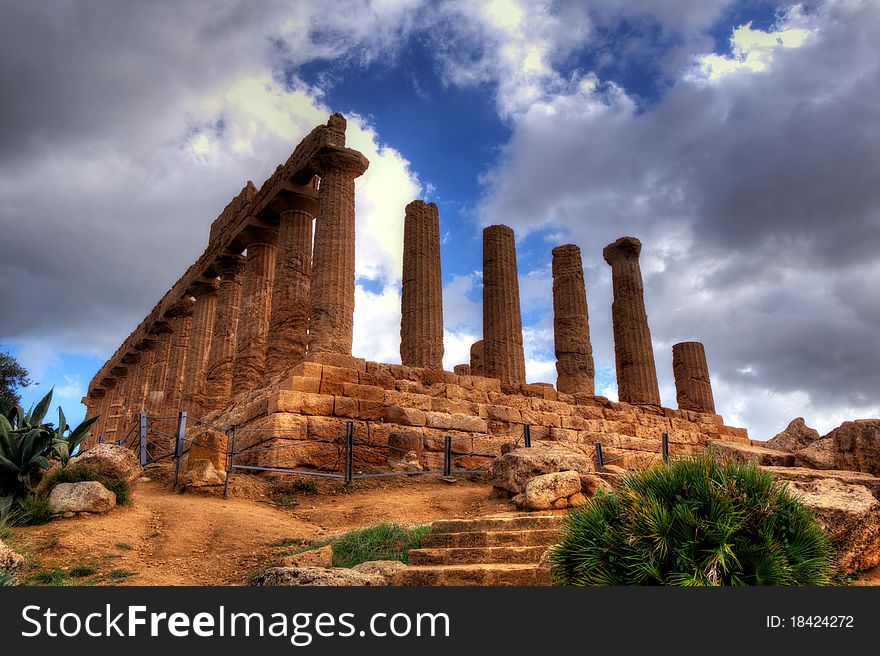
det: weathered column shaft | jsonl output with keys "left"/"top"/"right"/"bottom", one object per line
{"left": 202, "top": 255, "right": 245, "bottom": 412}
{"left": 400, "top": 200, "right": 444, "bottom": 369}
{"left": 146, "top": 329, "right": 172, "bottom": 415}
{"left": 482, "top": 225, "right": 526, "bottom": 385}
{"left": 85, "top": 389, "right": 106, "bottom": 448}
{"left": 308, "top": 145, "right": 369, "bottom": 355}
{"left": 182, "top": 282, "right": 219, "bottom": 413}
{"left": 105, "top": 366, "right": 127, "bottom": 441}
{"left": 470, "top": 340, "right": 484, "bottom": 376}
{"left": 162, "top": 307, "right": 193, "bottom": 416}
{"left": 231, "top": 240, "right": 276, "bottom": 398}
{"left": 119, "top": 355, "right": 140, "bottom": 430}
{"left": 673, "top": 341, "right": 716, "bottom": 414}
{"left": 552, "top": 244, "right": 595, "bottom": 395}
{"left": 603, "top": 236, "right": 660, "bottom": 406}
{"left": 266, "top": 199, "right": 315, "bottom": 379}
{"left": 453, "top": 364, "right": 470, "bottom": 376}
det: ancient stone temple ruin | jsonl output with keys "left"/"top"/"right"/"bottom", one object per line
{"left": 83, "top": 114, "right": 747, "bottom": 476}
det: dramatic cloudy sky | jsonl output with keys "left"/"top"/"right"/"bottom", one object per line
{"left": 2, "top": 0, "right": 878, "bottom": 439}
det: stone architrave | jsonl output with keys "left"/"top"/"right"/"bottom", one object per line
{"left": 307, "top": 121, "right": 370, "bottom": 356}
{"left": 552, "top": 244, "right": 595, "bottom": 395}
{"left": 266, "top": 194, "right": 317, "bottom": 380}
{"left": 470, "top": 340, "right": 484, "bottom": 376}
{"left": 602, "top": 236, "right": 661, "bottom": 406}
{"left": 672, "top": 341, "right": 716, "bottom": 414}
{"left": 161, "top": 298, "right": 194, "bottom": 416}
{"left": 182, "top": 280, "right": 219, "bottom": 414}
{"left": 400, "top": 200, "right": 444, "bottom": 369}
{"left": 202, "top": 254, "right": 245, "bottom": 412}
{"left": 482, "top": 225, "right": 526, "bottom": 385}
{"left": 146, "top": 323, "right": 173, "bottom": 415}
{"left": 231, "top": 230, "right": 277, "bottom": 398}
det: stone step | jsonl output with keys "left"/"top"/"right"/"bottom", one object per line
{"left": 394, "top": 564, "right": 551, "bottom": 586}
{"left": 408, "top": 545, "right": 547, "bottom": 566}
{"left": 421, "top": 528, "right": 560, "bottom": 548}
{"left": 430, "top": 515, "right": 563, "bottom": 534}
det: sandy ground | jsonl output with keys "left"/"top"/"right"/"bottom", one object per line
{"left": 6, "top": 470, "right": 509, "bottom": 586}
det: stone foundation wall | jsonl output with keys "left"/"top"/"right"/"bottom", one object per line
{"left": 200, "top": 355, "right": 748, "bottom": 473}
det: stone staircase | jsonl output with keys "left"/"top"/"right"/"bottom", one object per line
{"left": 395, "top": 514, "right": 563, "bottom": 586}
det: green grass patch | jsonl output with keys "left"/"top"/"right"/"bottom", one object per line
{"left": 69, "top": 565, "right": 97, "bottom": 578}
{"left": 114, "top": 542, "right": 133, "bottom": 551}
{"left": 47, "top": 465, "right": 131, "bottom": 506}
{"left": 0, "top": 570, "right": 16, "bottom": 586}
{"left": 26, "top": 568, "right": 69, "bottom": 586}
{"left": 106, "top": 568, "right": 135, "bottom": 582}
{"left": 8, "top": 494, "right": 53, "bottom": 526}
{"left": 327, "top": 523, "right": 431, "bottom": 568}
{"left": 291, "top": 478, "right": 318, "bottom": 494}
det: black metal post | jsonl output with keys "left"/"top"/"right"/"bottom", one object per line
{"left": 524, "top": 424, "right": 531, "bottom": 448}
{"left": 173, "top": 411, "right": 187, "bottom": 487}
{"left": 223, "top": 428, "right": 236, "bottom": 499}
{"left": 662, "top": 432, "right": 669, "bottom": 465}
{"left": 443, "top": 435, "right": 452, "bottom": 476}
{"left": 595, "top": 442, "right": 604, "bottom": 469}
{"left": 139, "top": 412, "right": 148, "bottom": 467}
{"left": 344, "top": 421, "right": 354, "bottom": 484}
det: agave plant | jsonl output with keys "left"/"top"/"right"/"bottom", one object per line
{"left": 0, "top": 388, "right": 98, "bottom": 519}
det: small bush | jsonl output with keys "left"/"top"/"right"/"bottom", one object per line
{"left": 292, "top": 478, "right": 318, "bottom": 494}
{"left": 48, "top": 464, "right": 131, "bottom": 506}
{"left": 106, "top": 568, "right": 135, "bottom": 582}
{"left": 329, "top": 523, "right": 431, "bottom": 568}
{"left": 27, "top": 568, "right": 69, "bottom": 586}
{"left": 8, "top": 494, "right": 52, "bottom": 526}
{"left": 70, "top": 565, "right": 96, "bottom": 578}
{"left": 0, "top": 570, "right": 16, "bottom": 586}
{"left": 549, "top": 454, "right": 834, "bottom": 586}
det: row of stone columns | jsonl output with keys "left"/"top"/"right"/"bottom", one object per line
{"left": 455, "top": 228, "right": 715, "bottom": 413}
{"left": 87, "top": 116, "right": 371, "bottom": 439}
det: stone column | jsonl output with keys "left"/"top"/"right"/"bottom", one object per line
{"left": 146, "top": 323, "right": 172, "bottom": 415}
{"left": 182, "top": 280, "right": 219, "bottom": 413}
{"left": 400, "top": 200, "right": 444, "bottom": 369}
{"left": 231, "top": 231, "right": 277, "bottom": 398}
{"left": 202, "top": 254, "right": 245, "bottom": 412}
{"left": 470, "top": 340, "right": 484, "bottom": 376}
{"left": 673, "top": 341, "right": 716, "bottom": 414}
{"left": 97, "top": 377, "right": 118, "bottom": 442}
{"left": 162, "top": 298, "right": 194, "bottom": 416}
{"left": 482, "top": 225, "right": 526, "bottom": 385}
{"left": 307, "top": 142, "right": 369, "bottom": 356}
{"left": 265, "top": 195, "right": 316, "bottom": 380}
{"left": 602, "top": 236, "right": 660, "bottom": 406}
{"left": 132, "top": 336, "right": 158, "bottom": 414}
{"left": 453, "top": 364, "right": 470, "bottom": 376}
{"left": 120, "top": 352, "right": 140, "bottom": 430}
{"left": 85, "top": 388, "right": 105, "bottom": 448}
{"left": 552, "top": 244, "right": 595, "bottom": 395}
{"left": 106, "top": 365, "right": 127, "bottom": 442}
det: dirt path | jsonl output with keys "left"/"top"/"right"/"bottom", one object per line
{"left": 8, "top": 475, "right": 508, "bottom": 585}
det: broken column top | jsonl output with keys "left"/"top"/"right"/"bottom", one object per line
{"left": 406, "top": 199, "right": 438, "bottom": 213}
{"left": 603, "top": 236, "right": 642, "bottom": 263}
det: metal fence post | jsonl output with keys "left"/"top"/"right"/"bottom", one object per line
{"left": 595, "top": 442, "right": 604, "bottom": 469}
{"left": 223, "top": 427, "right": 236, "bottom": 499}
{"left": 173, "top": 411, "right": 187, "bottom": 487}
{"left": 662, "top": 432, "right": 669, "bottom": 465}
{"left": 443, "top": 435, "right": 452, "bottom": 476}
{"left": 524, "top": 424, "right": 531, "bottom": 448}
{"left": 344, "top": 421, "right": 354, "bottom": 484}
{"left": 139, "top": 412, "right": 148, "bottom": 467}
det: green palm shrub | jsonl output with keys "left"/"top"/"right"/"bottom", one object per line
{"left": 549, "top": 454, "right": 834, "bottom": 586}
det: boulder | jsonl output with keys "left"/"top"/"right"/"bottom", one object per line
{"left": 489, "top": 443, "right": 594, "bottom": 496}
{"left": 48, "top": 481, "right": 117, "bottom": 514}
{"left": 765, "top": 417, "right": 820, "bottom": 453}
{"left": 787, "top": 477, "right": 880, "bottom": 574}
{"left": 579, "top": 474, "right": 612, "bottom": 498}
{"left": 185, "top": 459, "right": 226, "bottom": 487}
{"left": 522, "top": 471, "right": 582, "bottom": 511}
{"left": 71, "top": 444, "right": 143, "bottom": 483}
{"left": 0, "top": 539, "right": 24, "bottom": 571}
{"left": 352, "top": 560, "right": 407, "bottom": 584}
{"left": 250, "top": 566, "right": 385, "bottom": 586}
{"left": 796, "top": 420, "right": 880, "bottom": 476}
{"left": 763, "top": 466, "right": 880, "bottom": 501}
{"left": 708, "top": 440, "right": 795, "bottom": 467}
{"left": 281, "top": 545, "right": 333, "bottom": 568}
{"left": 568, "top": 492, "right": 588, "bottom": 507}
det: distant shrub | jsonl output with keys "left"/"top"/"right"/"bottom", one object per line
{"left": 549, "top": 454, "right": 834, "bottom": 586}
